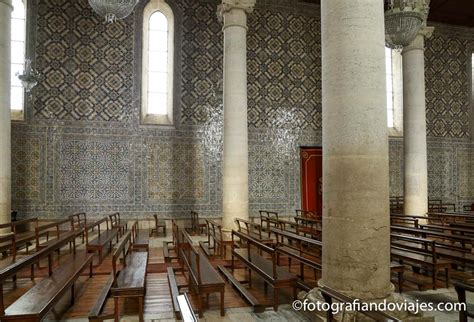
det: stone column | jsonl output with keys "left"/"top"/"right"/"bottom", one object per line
{"left": 0, "top": 0, "right": 12, "bottom": 226}
{"left": 321, "top": 0, "right": 391, "bottom": 299}
{"left": 218, "top": 0, "right": 255, "bottom": 230}
{"left": 402, "top": 28, "right": 433, "bottom": 216}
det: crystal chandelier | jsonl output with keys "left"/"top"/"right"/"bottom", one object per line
{"left": 88, "top": 0, "right": 139, "bottom": 23}
{"left": 16, "top": 58, "right": 40, "bottom": 93}
{"left": 384, "top": 0, "right": 429, "bottom": 49}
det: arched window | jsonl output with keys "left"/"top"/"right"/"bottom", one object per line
{"left": 11, "top": 0, "right": 27, "bottom": 121}
{"left": 142, "top": 0, "right": 174, "bottom": 125}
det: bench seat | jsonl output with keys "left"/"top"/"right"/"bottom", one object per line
{"left": 3, "top": 252, "right": 93, "bottom": 322}
{"left": 133, "top": 231, "right": 149, "bottom": 252}
{"left": 112, "top": 252, "right": 148, "bottom": 295}
{"left": 188, "top": 249, "right": 225, "bottom": 287}
{"left": 233, "top": 248, "right": 297, "bottom": 285}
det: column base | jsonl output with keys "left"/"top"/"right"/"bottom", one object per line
{"left": 298, "top": 288, "right": 435, "bottom": 322}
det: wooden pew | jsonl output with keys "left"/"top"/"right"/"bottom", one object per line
{"left": 190, "top": 211, "right": 206, "bottom": 235}
{"left": 0, "top": 218, "right": 47, "bottom": 253}
{"left": 391, "top": 234, "right": 450, "bottom": 289}
{"left": 85, "top": 217, "right": 119, "bottom": 265}
{"left": 234, "top": 218, "right": 275, "bottom": 246}
{"left": 295, "top": 209, "right": 320, "bottom": 220}
{"left": 199, "top": 219, "right": 226, "bottom": 259}
{"left": 111, "top": 231, "right": 148, "bottom": 322}
{"left": 271, "top": 228, "right": 322, "bottom": 287}
{"left": 150, "top": 214, "right": 166, "bottom": 236}
{"left": 1, "top": 229, "right": 93, "bottom": 321}
{"left": 231, "top": 230, "right": 298, "bottom": 311}
{"left": 131, "top": 220, "right": 150, "bottom": 251}
{"left": 177, "top": 293, "right": 198, "bottom": 322}
{"left": 390, "top": 215, "right": 419, "bottom": 228}
{"left": 35, "top": 218, "right": 73, "bottom": 251}
{"left": 180, "top": 229, "right": 225, "bottom": 317}
{"left": 163, "top": 220, "right": 182, "bottom": 263}
{"left": 294, "top": 216, "right": 322, "bottom": 239}
{"left": 108, "top": 212, "right": 127, "bottom": 236}
{"left": 320, "top": 285, "right": 401, "bottom": 322}
{"left": 69, "top": 212, "right": 87, "bottom": 243}
{"left": 88, "top": 273, "right": 114, "bottom": 322}
{"left": 453, "top": 280, "right": 474, "bottom": 322}
{"left": 261, "top": 217, "right": 297, "bottom": 237}
{"left": 259, "top": 210, "right": 278, "bottom": 226}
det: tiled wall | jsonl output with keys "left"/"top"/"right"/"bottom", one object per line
{"left": 11, "top": 0, "right": 474, "bottom": 219}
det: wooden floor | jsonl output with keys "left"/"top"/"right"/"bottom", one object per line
{"left": 3, "top": 234, "right": 474, "bottom": 321}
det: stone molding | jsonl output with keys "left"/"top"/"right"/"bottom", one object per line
{"left": 402, "top": 26, "right": 435, "bottom": 53}
{"left": 0, "top": 0, "right": 12, "bottom": 9}
{"left": 217, "top": 0, "right": 256, "bottom": 26}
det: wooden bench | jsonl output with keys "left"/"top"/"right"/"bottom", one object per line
{"left": 294, "top": 216, "right": 322, "bottom": 239}
{"left": 180, "top": 229, "right": 225, "bottom": 317}
{"left": 190, "top": 211, "right": 206, "bottom": 235}
{"left": 271, "top": 228, "right": 322, "bottom": 288}
{"left": 199, "top": 219, "right": 229, "bottom": 259}
{"left": 69, "top": 212, "right": 87, "bottom": 243}
{"left": 111, "top": 231, "right": 148, "bottom": 322}
{"left": 88, "top": 273, "right": 115, "bottom": 322}
{"left": 320, "top": 285, "right": 401, "bottom": 322}
{"left": 259, "top": 210, "right": 278, "bottom": 226}
{"left": 1, "top": 229, "right": 93, "bottom": 321}
{"left": 234, "top": 218, "right": 275, "bottom": 246}
{"left": 231, "top": 230, "right": 298, "bottom": 311}
{"left": 217, "top": 265, "right": 265, "bottom": 313}
{"left": 295, "top": 209, "right": 320, "bottom": 220}
{"left": 167, "top": 266, "right": 183, "bottom": 320}
{"left": 390, "top": 234, "right": 451, "bottom": 289}
{"left": 163, "top": 220, "right": 182, "bottom": 263}
{"left": 176, "top": 293, "right": 198, "bottom": 322}
{"left": 0, "top": 229, "right": 88, "bottom": 315}
{"left": 132, "top": 220, "right": 150, "bottom": 251}
{"left": 85, "top": 217, "right": 119, "bottom": 265}
{"left": 453, "top": 280, "right": 474, "bottom": 322}
{"left": 150, "top": 214, "right": 166, "bottom": 237}
{"left": 109, "top": 212, "right": 127, "bottom": 236}
{"left": 0, "top": 218, "right": 48, "bottom": 253}
{"left": 35, "top": 218, "right": 73, "bottom": 251}
{"left": 390, "top": 216, "right": 419, "bottom": 228}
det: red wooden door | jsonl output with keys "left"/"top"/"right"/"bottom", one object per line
{"left": 300, "top": 147, "right": 323, "bottom": 217}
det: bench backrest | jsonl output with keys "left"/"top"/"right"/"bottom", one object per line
{"left": 0, "top": 218, "right": 38, "bottom": 234}
{"left": 35, "top": 218, "right": 73, "bottom": 248}
{"left": 69, "top": 213, "right": 86, "bottom": 229}
{"left": 390, "top": 216, "right": 419, "bottom": 228}
{"left": 231, "top": 229, "right": 278, "bottom": 279}
{"left": 109, "top": 212, "right": 122, "bottom": 228}
{"left": 84, "top": 217, "right": 110, "bottom": 244}
{"left": 180, "top": 229, "right": 202, "bottom": 285}
{"left": 390, "top": 233, "right": 437, "bottom": 262}
{"left": 205, "top": 219, "right": 223, "bottom": 247}
{"left": 234, "top": 218, "right": 263, "bottom": 240}
{"left": 0, "top": 234, "right": 16, "bottom": 262}
{"left": 112, "top": 230, "right": 132, "bottom": 285}
{"left": 258, "top": 210, "right": 278, "bottom": 224}
{"left": 295, "top": 209, "right": 320, "bottom": 220}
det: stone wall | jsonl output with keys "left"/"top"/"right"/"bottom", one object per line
{"left": 11, "top": 0, "right": 474, "bottom": 219}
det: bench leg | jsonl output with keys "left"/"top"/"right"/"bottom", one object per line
{"left": 139, "top": 296, "right": 144, "bottom": 322}
{"left": 89, "top": 261, "right": 93, "bottom": 277}
{"left": 220, "top": 291, "right": 225, "bottom": 316}
{"left": 398, "top": 271, "right": 403, "bottom": 293}
{"left": 248, "top": 269, "right": 252, "bottom": 288}
{"left": 433, "top": 268, "right": 438, "bottom": 290}
{"left": 445, "top": 268, "right": 450, "bottom": 288}
{"left": 71, "top": 283, "right": 75, "bottom": 305}
{"left": 114, "top": 297, "right": 120, "bottom": 322}
{"left": 198, "top": 294, "right": 203, "bottom": 318}
{"left": 273, "top": 288, "right": 279, "bottom": 311}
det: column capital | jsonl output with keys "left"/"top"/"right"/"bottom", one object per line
{"left": 217, "top": 0, "right": 255, "bottom": 25}
{"left": 402, "top": 26, "right": 435, "bottom": 54}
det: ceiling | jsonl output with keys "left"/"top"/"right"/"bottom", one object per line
{"left": 298, "top": 0, "right": 474, "bottom": 28}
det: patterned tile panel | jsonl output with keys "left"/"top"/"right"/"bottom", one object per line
{"left": 389, "top": 140, "right": 404, "bottom": 197}
{"left": 11, "top": 136, "right": 46, "bottom": 203}
{"left": 427, "top": 146, "right": 455, "bottom": 199}
{"left": 33, "top": 0, "right": 135, "bottom": 122}
{"left": 457, "top": 148, "right": 474, "bottom": 199}
{"left": 146, "top": 141, "right": 206, "bottom": 202}
{"left": 56, "top": 138, "right": 132, "bottom": 203}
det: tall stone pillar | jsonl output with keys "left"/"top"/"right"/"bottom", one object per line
{"left": 0, "top": 0, "right": 12, "bottom": 226}
{"left": 218, "top": 0, "right": 255, "bottom": 230}
{"left": 403, "top": 27, "right": 433, "bottom": 216}
{"left": 321, "top": 0, "right": 391, "bottom": 299}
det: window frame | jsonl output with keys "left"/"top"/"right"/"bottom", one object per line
{"left": 10, "top": 0, "right": 27, "bottom": 122}
{"left": 141, "top": 0, "right": 175, "bottom": 126}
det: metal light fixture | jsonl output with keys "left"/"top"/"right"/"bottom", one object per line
{"left": 385, "top": 0, "right": 429, "bottom": 49}
{"left": 16, "top": 58, "right": 40, "bottom": 93}
{"left": 88, "top": 0, "right": 139, "bottom": 23}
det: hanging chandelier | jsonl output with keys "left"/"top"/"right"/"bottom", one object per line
{"left": 16, "top": 58, "right": 40, "bottom": 93}
{"left": 384, "top": 0, "right": 429, "bottom": 49}
{"left": 88, "top": 0, "right": 139, "bottom": 23}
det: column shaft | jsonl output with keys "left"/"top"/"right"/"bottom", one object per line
{"left": 321, "top": 0, "right": 391, "bottom": 299}
{"left": 220, "top": 2, "right": 254, "bottom": 230}
{"left": 403, "top": 32, "right": 430, "bottom": 216}
{"left": 0, "top": 0, "right": 12, "bottom": 225}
